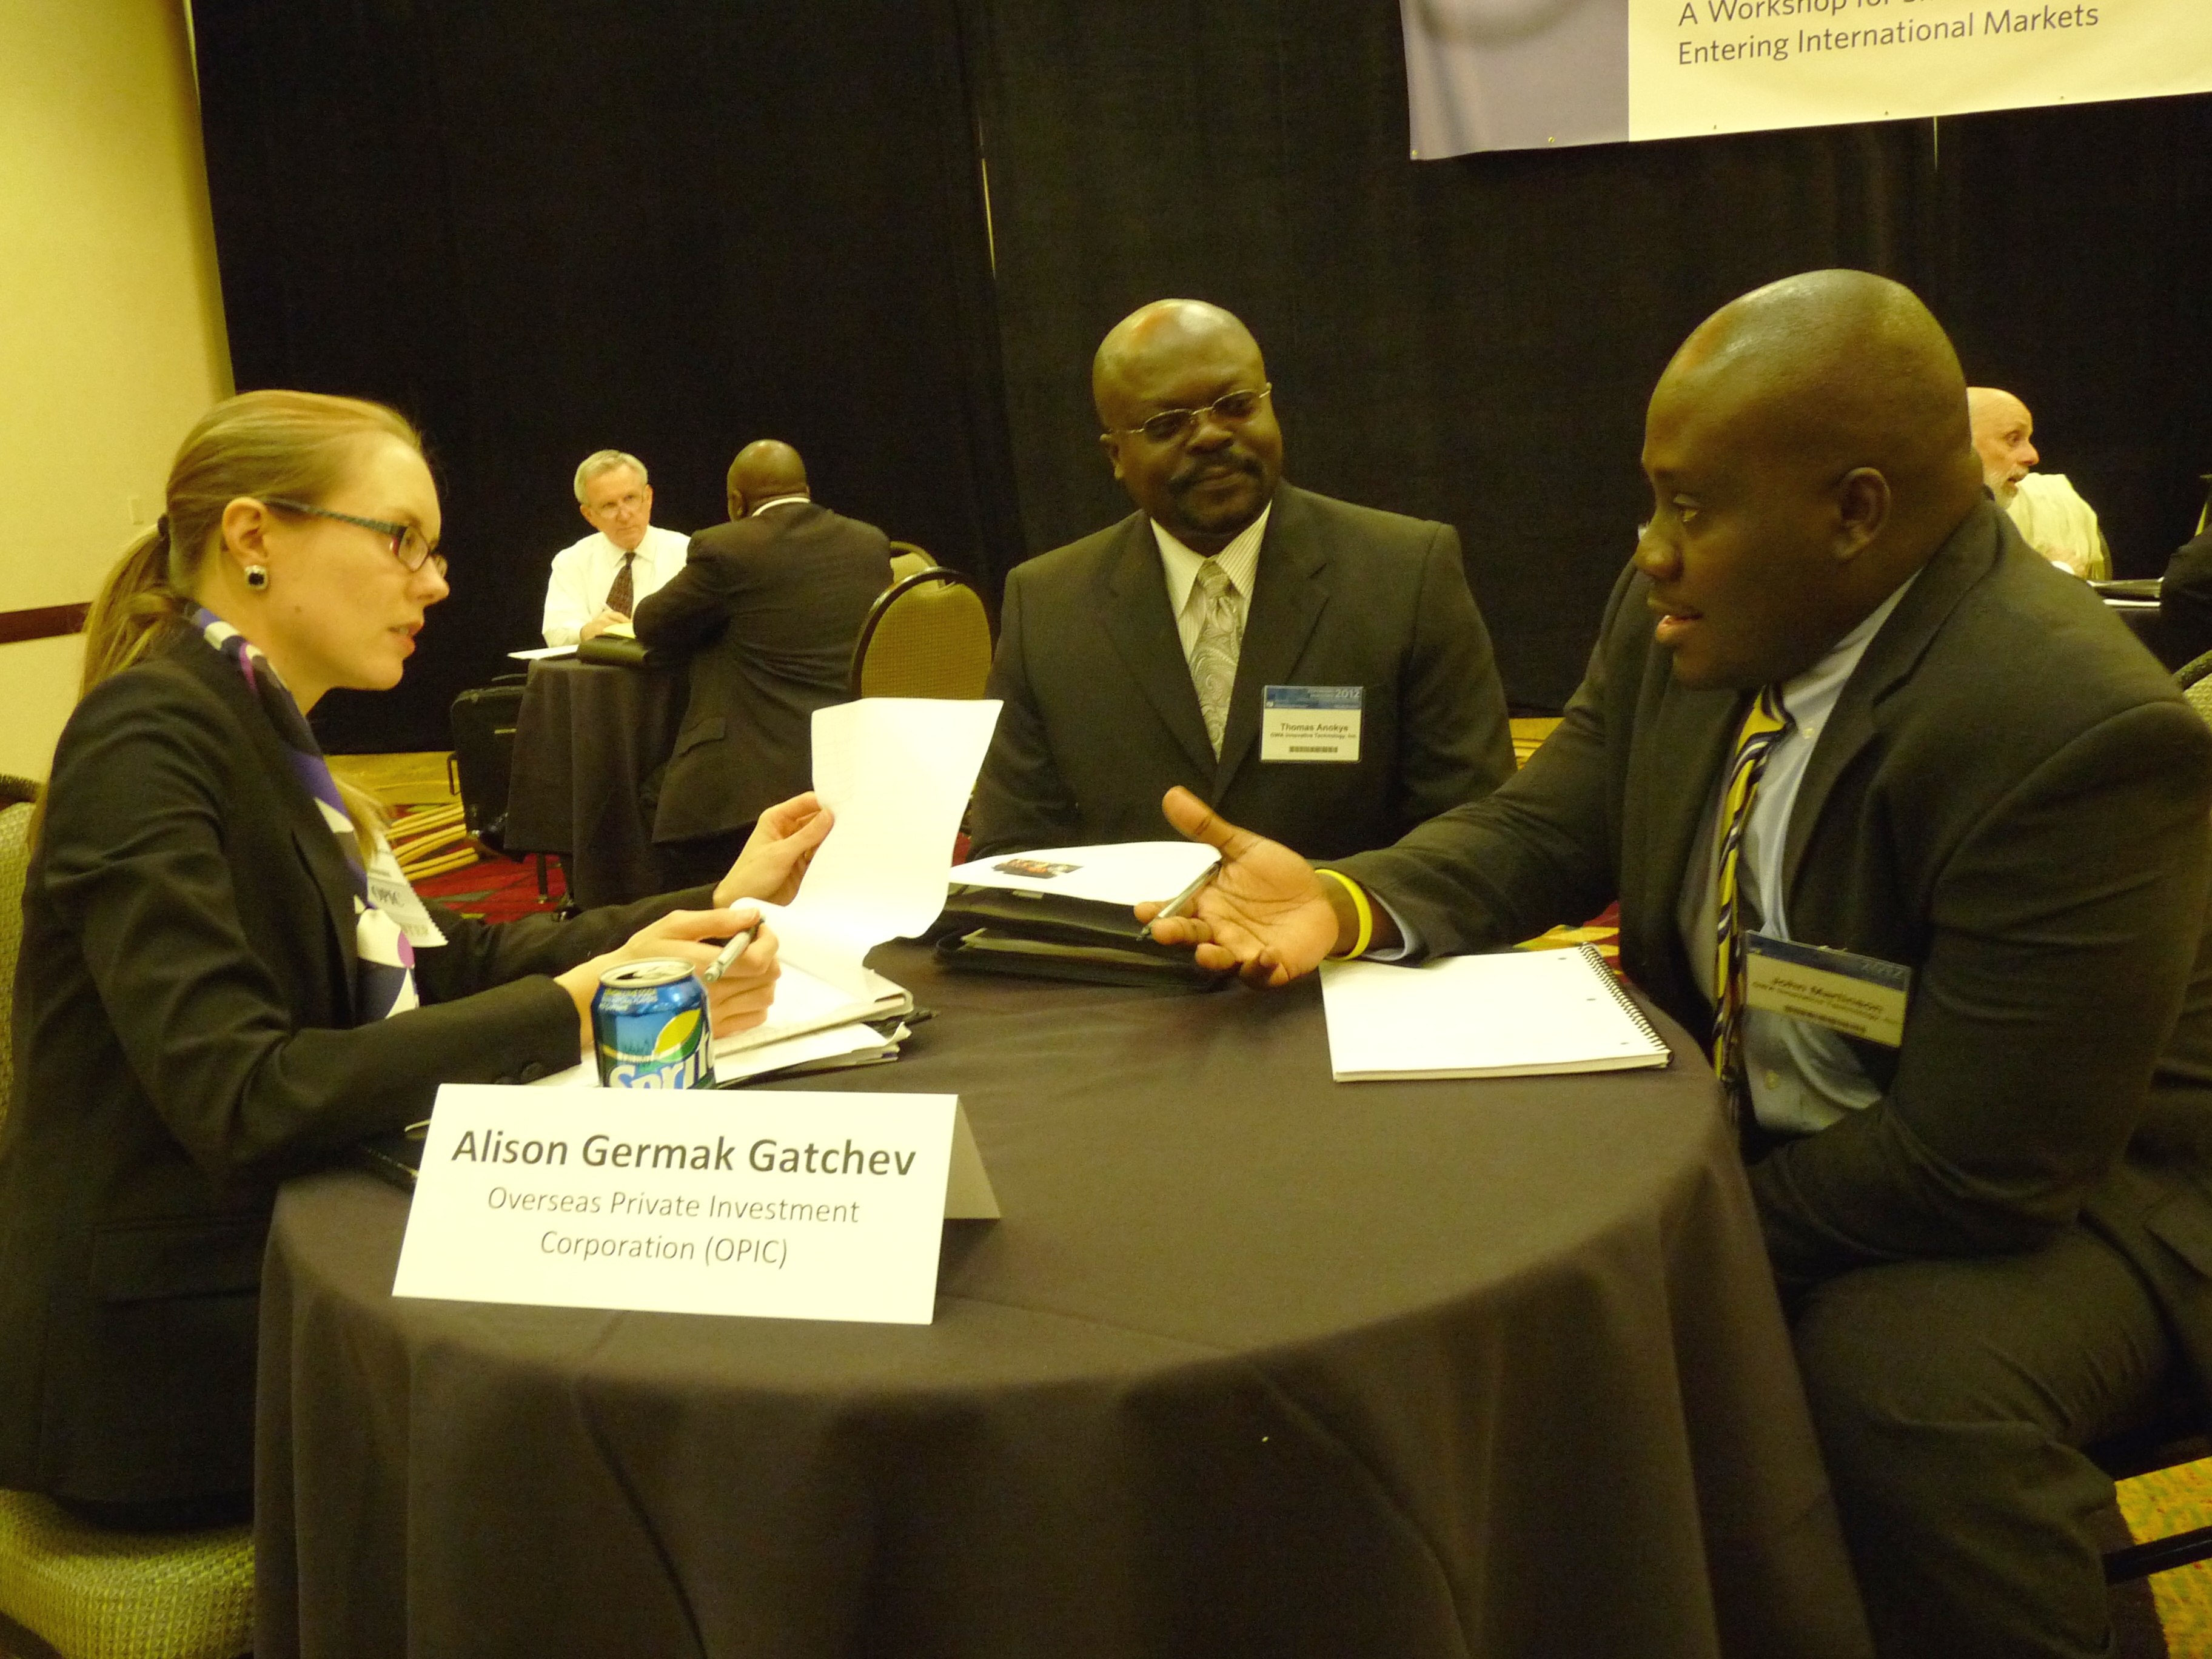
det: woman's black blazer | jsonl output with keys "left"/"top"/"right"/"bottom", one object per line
{"left": 0, "top": 634, "right": 700, "bottom": 1503}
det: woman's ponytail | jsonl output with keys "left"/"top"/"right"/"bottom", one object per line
{"left": 79, "top": 518, "right": 187, "bottom": 697}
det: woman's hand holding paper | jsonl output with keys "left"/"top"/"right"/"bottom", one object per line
{"left": 717, "top": 791, "right": 836, "bottom": 908}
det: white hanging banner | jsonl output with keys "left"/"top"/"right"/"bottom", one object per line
{"left": 1403, "top": 0, "right": 2212, "bottom": 158}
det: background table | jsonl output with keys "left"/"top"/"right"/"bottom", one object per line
{"left": 255, "top": 945, "right": 1871, "bottom": 1659}
{"left": 502, "top": 656, "right": 687, "bottom": 907}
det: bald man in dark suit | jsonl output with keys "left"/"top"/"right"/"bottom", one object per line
{"left": 634, "top": 441, "right": 890, "bottom": 880}
{"left": 1149, "top": 272, "right": 2212, "bottom": 1658}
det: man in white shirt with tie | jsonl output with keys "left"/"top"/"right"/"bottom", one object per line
{"left": 969, "top": 298, "right": 1514, "bottom": 861}
{"left": 540, "top": 450, "right": 691, "bottom": 646}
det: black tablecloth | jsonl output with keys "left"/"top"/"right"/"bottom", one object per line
{"left": 255, "top": 945, "right": 1871, "bottom": 1659}
{"left": 502, "top": 657, "right": 686, "bottom": 907}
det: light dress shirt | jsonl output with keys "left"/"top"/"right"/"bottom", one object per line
{"left": 1675, "top": 573, "right": 1918, "bottom": 1134}
{"left": 1153, "top": 501, "right": 1273, "bottom": 672}
{"left": 541, "top": 523, "right": 691, "bottom": 646}
{"left": 748, "top": 494, "right": 812, "bottom": 516}
{"left": 2006, "top": 473, "right": 2107, "bottom": 580}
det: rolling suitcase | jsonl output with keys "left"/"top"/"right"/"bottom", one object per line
{"left": 447, "top": 675, "right": 526, "bottom": 849}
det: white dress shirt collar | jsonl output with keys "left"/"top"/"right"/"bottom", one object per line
{"left": 1153, "top": 502, "right": 1272, "bottom": 659}
{"left": 750, "top": 494, "right": 812, "bottom": 516}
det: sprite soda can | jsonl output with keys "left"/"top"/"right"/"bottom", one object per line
{"left": 593, "top": 959, "right": 712, "bottom": 1088}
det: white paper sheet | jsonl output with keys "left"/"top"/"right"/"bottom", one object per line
{"left": 947, "top": 840, "right": 1220, "bottom": 907}
{"left": 786, "top": 697, "right": 1001, "bottom": 953}
{"left": 712, "top": 1021, "right": 897, "bottom": 1084}
{"left": 507, "top": 645, "right": 575, "bottom": 661}
{"left": 730, "top": 955, "right": 906, "bottom": 1048}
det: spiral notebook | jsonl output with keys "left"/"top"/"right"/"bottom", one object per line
{"left": 1318, "top": 944, "right": 1671, "bottom": 1082}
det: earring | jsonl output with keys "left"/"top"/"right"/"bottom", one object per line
{"left": 244, "top": 564, "right": 270, "bottom": 591}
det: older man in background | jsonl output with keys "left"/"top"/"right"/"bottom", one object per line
{"left": 969, "top": 298, "right": 1514, "bottom": 862}
{"left": 1968, "top": 387, "right": 2108, "bottom": 579}
{"left": 541, "top": 449, "right": 691, "bottom": 646}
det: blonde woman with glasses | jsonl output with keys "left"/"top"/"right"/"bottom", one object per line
{"left": 0, "top": 391, "right": 828, "bottom": 1528}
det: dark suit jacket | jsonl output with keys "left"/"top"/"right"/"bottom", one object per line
{"left": 2161, "top": 528, "right": 2212, "bottom": 672}
{"left": 634, "top": 503, "right": 891, "bottom": 839}
{"left": 1339, "top": 502, "right": 2212, "bottom": 1401}
{"left": 0, "top": 635, "right": 708, "bottom": 1504}
{"left": 968, "top": 484, "right": 1515, "bottom": 861}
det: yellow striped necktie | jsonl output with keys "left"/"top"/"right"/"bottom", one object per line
{"left": 1712, "top": 683, "right": 1792, "bottom": 1118}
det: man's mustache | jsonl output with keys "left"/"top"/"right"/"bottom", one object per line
{"left": 1169, "top": 452, "right": 1261, "bottom": 494}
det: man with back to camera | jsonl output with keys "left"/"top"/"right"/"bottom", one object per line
{"left": 968, "top": 298, "right": 1515, "bottom": 862}
{"left": 2159, "top": 511, "right": 2212, "bottom": 667}
{"left": 633, "top": 440, "right": 891, "bottom": 885}
{"left": 541, "top": 449, "right": 691, "bottom": 646}
{"left": 1147, "top": 271, "right": 2212, "bottom": 1658}
{"left": 1968, "top": 386, "right": 2108, "bottom": 579}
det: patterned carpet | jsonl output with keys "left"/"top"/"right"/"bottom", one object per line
{"left": 2123, "top": 1464, "right": 2212, "bottom": 1655}
{"left": 1522, "top": 900, "right": 1621, "bottom": 965}
{"left": 409, "top": 844, "right": 566, "bottom": 923}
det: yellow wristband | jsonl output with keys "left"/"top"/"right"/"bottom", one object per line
{"left": 1317, "top": 868, "right": 1374, "bottom": 960}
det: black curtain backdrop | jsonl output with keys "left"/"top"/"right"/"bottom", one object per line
{"left": 965, "top": 1, "right": 2212, "bottom": 707}
{"left": 193, "top": 0, "right": 1019, "bottom": 751}
{"left": 194, "top": 0, "right": 2212, "bottom": 738}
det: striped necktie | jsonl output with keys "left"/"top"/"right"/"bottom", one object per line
{"left": 1711, "top": 683, "right": 1792, "bottom": 1120}
{"left": 605, "top": 550, "right": 638, "bottom": 617}
{"left": 1190, "top": 558, "right": 1242, "bottom": 757}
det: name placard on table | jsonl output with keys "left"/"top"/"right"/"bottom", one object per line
{"left": 392, "top": 1086, "right": 997, "bottom": 1326}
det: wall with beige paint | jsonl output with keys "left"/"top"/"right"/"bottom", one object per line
{"left": 0, "top": 0, "right": 232, "bottom": 780}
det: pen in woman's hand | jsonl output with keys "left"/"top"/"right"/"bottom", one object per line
{"left": 699, "top": 926, "right": 760, "bottom": 985}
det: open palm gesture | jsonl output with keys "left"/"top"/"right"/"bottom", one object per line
{"left": 1137, "top": 788, "right": 1344, "bottom": 987}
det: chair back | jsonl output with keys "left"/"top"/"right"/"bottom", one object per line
{"left": 0, "top": 788, "right": 262, "bottom": 1653}
{"left": 0, "top": 777, "right": 39, "bottom": 1133}
{"left": 848, "top": 569, "right": 993, "bottom": 699}
{"left": 887, "top": 542, "right": 937, "bottom": 586}
{"left": 2177, "top": 649, "right": 2212, "bottom": 730}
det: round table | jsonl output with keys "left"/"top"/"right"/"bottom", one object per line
{"left": 254, "top": 944, "right": 1871, "bottom": 1659}
{"left": 502, "top": 656, "right": 688, "bottom": 907}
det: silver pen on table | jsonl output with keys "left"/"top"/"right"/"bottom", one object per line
{"left": 699, "top": 925, "right": 760, "bottom": 985}
{"left": 1142, "top": 865, "right": 1218, "bottom": 939}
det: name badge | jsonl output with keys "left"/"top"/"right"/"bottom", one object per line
{"left": 394, "top": 1085, "right": 999, "bottom": 1326}
{"left": 1261, "top": 685, "right": 1363, "bottom": 763}
{"left": 1744, "top": 934, "right": 1911, "bottom": 1047}
{"left": 366, "top": 836, "right": 447, "bottom": 947}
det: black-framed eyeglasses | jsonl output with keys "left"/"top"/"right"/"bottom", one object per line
{"left": 263, "top": 497, "right": 446, "bottom": 577}
{"left": 1111, "top": 384, "right": 1273, "bottom": 446}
